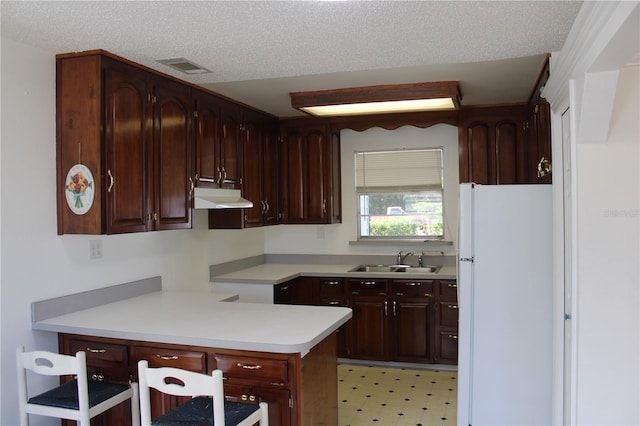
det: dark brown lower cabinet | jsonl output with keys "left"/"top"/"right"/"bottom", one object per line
{"left": 58, "top": 332, "right": 338, "bottom": 426}
{"left": 224, "top": 384, "right": 291, "bottom": 426}
{"left": 434, "top": 279, "right": 459, "bottom": 364}
{"left": 350, "top": 296, "right": 390, "bottom": 361}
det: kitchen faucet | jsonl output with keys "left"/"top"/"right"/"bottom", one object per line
{"left": 396, "top": 251, "right": 413, "bottom": 265}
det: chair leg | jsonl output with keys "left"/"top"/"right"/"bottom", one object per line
{"left": 130, "top": 382, "right": 140, "bottom": 426}
{"left": 259, "top": 401, "right": 269, "bottom": 425}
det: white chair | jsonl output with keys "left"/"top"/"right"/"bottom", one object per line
{"left": 16, "top": 345, "right": 140, "bottom": 426}
{"left": 138, "top": 360, "right": 268, "bottom": 426}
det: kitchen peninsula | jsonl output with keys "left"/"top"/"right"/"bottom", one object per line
{"left": 32, "top": 278, "right": 351, "bottom": 426}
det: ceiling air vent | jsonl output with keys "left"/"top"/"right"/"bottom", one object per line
{"left": 157, "top": 58, "right": 211, "bottom": 75}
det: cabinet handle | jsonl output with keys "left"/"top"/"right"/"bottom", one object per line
{"left": 424, "top": 293, "right": 433, "bottom": 297}
{"left": 86, "top": 347, "right": 107, "bottom": 353}
{"left": 237, "top": 363, "right": 262, "bottom": 370}
{"left": 216, "top": 167, "right": 222, "bottom": 185}
{"left": 448, "top": 305, "right": 458, "bottom": 309}
{"left": 326, "top": 281, "right": 340, "bottom": 285}
{"left": 362, "top": 281, "right": 376, "bottom": 285}
{"left": 260, "top": 200, "right": 266, "bottom": 214}
{"left": 241, "top": 394, "right": 257, "bottom": 402}
{"left": 279, "top": 286, "right": 289, "bottom": 291}
{"left": 222, "top": 167, "right": 227, "bottom": 183}
{"left": 265, "top": 201, "right": 270, "bottom": 213}
{"left": 107, "top": 170, "right": 114, "bottom": 192}
{"left": 156, "top": 355, "right": 179, "bottom": 361}
{"left": 449, "top": 335, "right": 458, "bottom": 339}
{"left": 153, "top": 212, "right": 158, "bottom": 222}
{"left": 447, "top": 283, "right": 457, "bottom": 288}
{"left": 393, "top": 300, "right": 397, "bottom": 316}
{"left": 351, "top": 291, "right": 359, "bottom": 295}
{"left": 189, "top": 177, "right": 195, "bottom": 197}
{"left": 396, "top": 292, "right": 404, "bottom": 296}
{"left": 328, "top": 301, "right": 340, "bottom": 305}
{"left": 384, "top": 301, "right": 388, "bottom": 316}
{"left": 270, "top": 382, "right": 285, "bottom": 387}
{"left": 91, "top": 374, "right": 105, "bottom": 381}
{"left": 405, "top": 282, "right": 421, "bottom": 286}
{"left": 537, "top": 156, "right": 552, "bottom": 178}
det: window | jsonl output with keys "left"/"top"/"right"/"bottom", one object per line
{"left": 356, "top": 148, "right": 444, "bottom": 240}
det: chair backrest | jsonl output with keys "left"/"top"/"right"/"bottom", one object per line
{"left": 18, "top": 346, "right": 84, "bottom": 377}
{"left": 16, "top": 345, "right": 91, "bottom": 425}
{"left": 138, "top": 360, "right": 225, "bottom": 425}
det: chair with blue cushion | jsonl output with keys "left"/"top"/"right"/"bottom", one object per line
{"left": 16, "top": 345, "right": 140, "bottom": 426}
{"left": 138, "top": 359, "right": 268, "bottom": 425}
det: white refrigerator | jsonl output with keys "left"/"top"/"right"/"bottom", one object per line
{"left": 457, "top": 183, "right": 553, "bottom": 426}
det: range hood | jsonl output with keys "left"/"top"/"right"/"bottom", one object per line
{"left": 193, "top": 187, "right": 253, "bottom": 209}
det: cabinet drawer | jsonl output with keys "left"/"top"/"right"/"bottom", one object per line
{"left": 214, "top": 354, "right": 288, "bottom": 385}
{"left": 438, "top": 301, "right": 459, "bottom": 328}
{"left": 439, "top": 331, "right": 458, "bottom": 363}
{"left": 392, "top": 280, "right": 434, "bottom": 298}
{"left": 68, "top": 337, "right": 128, "bottom": 368}
{"left": 439, "top": 280, "right": 458, "bottom": 299}
{"left": 135, "top": 346, "right": 206, "bottom": 372}
{"left": 319, "top": 278, "right": 344, "bottom": 299}
{"left": 348, "top": 279, "right": 388, "bottom": 295}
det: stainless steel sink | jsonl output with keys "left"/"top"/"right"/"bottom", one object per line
{"left": 349, "top": 264, "right": 441, "bottom": 274}
{"left": 349, "top": 264, "right": 402, "bottom": 272}
{"left": 395, "top": 265, "right": 442, "bottom": 274}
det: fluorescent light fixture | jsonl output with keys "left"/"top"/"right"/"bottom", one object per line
{"left": 290, "top": 81, "right": 461, "bottom": 117}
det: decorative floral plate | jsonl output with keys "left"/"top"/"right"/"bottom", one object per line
{"left": 65, "top": 164, "right": 94, "bottom": 215}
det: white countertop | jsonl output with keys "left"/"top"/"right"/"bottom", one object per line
{"left": 211, "top": 263, "right": 457, "bottom": 284}
{"left": 33, "top": 290, "right": 352, "bottom": 356}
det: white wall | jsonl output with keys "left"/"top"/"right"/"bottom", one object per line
{"left": 0, "top": 38, "right": 265, "bottom": 425}
{"left": 574, "top": 65, "right": 639, "bottom": 425}
{"left": 264, "top": 124, "right": 459, "bottom": 256}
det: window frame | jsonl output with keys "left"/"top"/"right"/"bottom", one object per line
{"left": 355, "top": 147, "right": 445, "bottom": 241}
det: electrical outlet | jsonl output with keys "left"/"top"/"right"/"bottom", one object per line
{"left": 89, "top": 240, "right": 102, "bottom": 260}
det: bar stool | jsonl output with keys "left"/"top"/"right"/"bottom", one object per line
{"left": 138, "top": 359, "right": 268, "bottom": 425}
{"left": 16, "top": 345, "right": 140, "bottom": 426}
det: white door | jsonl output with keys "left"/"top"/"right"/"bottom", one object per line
{"left": 561, "top": 107, "right": 577, "bottom": 425}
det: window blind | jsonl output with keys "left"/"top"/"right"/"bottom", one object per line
{"left": 355, "top": 148, "right": 443, "bottom": 192}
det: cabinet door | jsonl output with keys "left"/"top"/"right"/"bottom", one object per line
{"left": 104, "top": 63, "right": 152, "bottom": 234}
{"left": 60, "top": 335, "right": 133, "bottom": 426}
{"left": 305, "top": 128, "right": 328, "bottom": 223}
{"left": 224, "top": 384, "right": 291, "bottom": 426}
{"left": 134, "top": 345, "right": 207, "bottom": 421}
{"left": 153, "top": 78, "right": 193, "bottom": 230}
{"left": 242, "top": 110, "right": 265, "bottom": 227}
{"left": 528, "top": 99, "right": 552, "bottom": 183}
{"left": 281, "top": 123, "right": 333, "bottom": 224}
{"left": 393, "top": 300, "right": 432, "bottom": 363}
{"left": 193, "top": 90, "right": 221, "bottom": 187}
{"left": 262, "top": 122, "right": 280, "bottom": 225}
{"left": 219, "top": 100, "right": 242, "bottom": 189}
{"left": 350, "top": 297, "right": 389, "bottom": 361}
{"left": 273, "top": 282, "right": 292, "bottom": 304}
{"left": 282, "top": 128, "right": 305, "bottom": 222}
{"left": 458, "top": 106, "right": 527, "bottom": 185}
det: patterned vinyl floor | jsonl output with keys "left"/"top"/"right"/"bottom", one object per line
{"left": 337, "top": 363, "right": 457, "bottom": 426}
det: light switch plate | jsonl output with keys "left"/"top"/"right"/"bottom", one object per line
{"left": 89, "top": 239, "right": 102, "bottom": 260}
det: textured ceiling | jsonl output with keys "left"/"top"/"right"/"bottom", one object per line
{"left": 1, "top": 1, "right": 583, "bottom": 117}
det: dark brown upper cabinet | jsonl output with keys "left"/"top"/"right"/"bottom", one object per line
{"left": 193, "top": 91, "right": 242, "bottom": 189}
{"left": 280, "top": 120, "right": 341, "bottom": 224}
{"left": 242, "top": 109, "right": 281, "bottom": 228}
{"left": 57, "top": 51, "right": 193, "bottom": 235}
